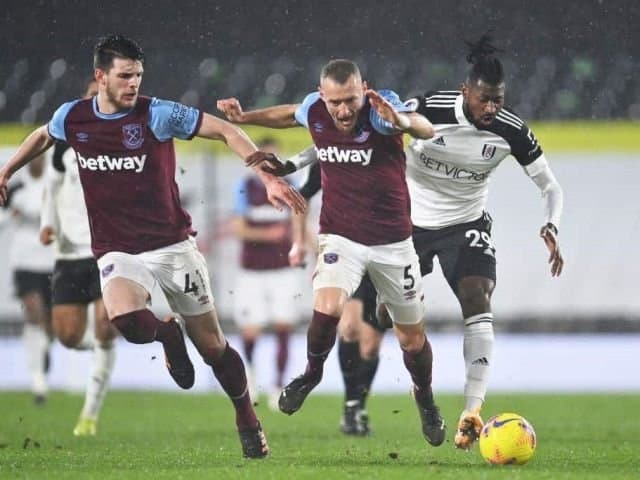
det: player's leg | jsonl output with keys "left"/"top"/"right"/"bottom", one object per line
{"left": 233, "top": 269, "right": 267, "bottom": 403}
{"left": 452, "top": 275, "right": 495, "bottom": 449}
{"left": 279, "top": 234, "right": 365, "bottom": 415}
{"left": 356, "top": 322, "right": 384, "bottom": 434}
{"left": 183, "top": 309, "right": 268, "bottom": 458}
{"left": 15, "top": 271, "right": 52, "bottom": 405}
{"left": 99, "top": 252, "right": 194, "bottom": 390}
{"left": 439, "top": 214, "right": 497, "bottom": 449}
{"left": 267, "top": 268, "right": 299, "bottom": 411}
{"left": 270, "top": 322, "right": 291, "bottom": 410}
{"left": 156, "top": 238, "right": 267, "bottom": 458}
{"left": 75, "top": 298, "right": 117, "bottom": 436}
{"left": 355, "top": 274, "right": 384, "bottom": 415}
{"left": 337, "top": 297, "right": 364, "bottom": 434}
{"left": 368, "top": 238, "right": 446, "bottom": 447}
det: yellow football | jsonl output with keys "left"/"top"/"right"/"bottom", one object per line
{"left": 479, "top": 412, "right": 536, "bottom": 465}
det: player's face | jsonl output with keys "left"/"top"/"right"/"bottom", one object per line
{"left": 95, "top": 58, "right": 143, "bottom": 112}
{"left": 319, "top": 74, "right": 366, "bottom": 133}
{"left": 463, "top": 79, "right": 505, "bottom": 128}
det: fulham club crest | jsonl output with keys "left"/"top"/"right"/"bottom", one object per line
{"left": 122, "top": 123, "right": 144, "bottom": 150}
{"left": 482, "top": 144, "right": 496, "bottom": 160}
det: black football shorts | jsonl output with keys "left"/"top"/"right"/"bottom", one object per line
{"left": 52, "top": 258, "right": 102, "bottom": 305}
{"left": 412, "top": 211, "right": 497, "bottom": 293}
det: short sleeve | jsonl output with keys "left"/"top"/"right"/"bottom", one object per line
{"left": 294, "top": 92, "right": 321, "bottom": 128}
{"left": 48, "top": 100, "right": 81, "bottom": 142}
{"left": 148, "top": 98, "right": 203, "bottom": 141}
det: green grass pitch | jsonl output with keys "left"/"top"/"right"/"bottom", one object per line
{"left": 0, "top": 391, "right": 637, "bottom": 479}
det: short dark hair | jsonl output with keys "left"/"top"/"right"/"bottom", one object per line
{"left": 465, "top": 33, "right": 504, "bottom": 86}
{"left": 93, "top": 34, "right": 145, "bottom": 71}
{"left": 320, "top": 59, "right": 361, "bottom": 84}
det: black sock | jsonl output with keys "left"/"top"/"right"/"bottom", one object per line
{"left": 359, "top": 355, "right": 379, "bottom": 409}
{"left": 338, "top": 339, "right": 361, "bottom": 403}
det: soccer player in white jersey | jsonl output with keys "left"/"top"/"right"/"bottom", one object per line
{"left": 249, "top": 35, "right": 564, "bottom": 450}
{"left": 404, "top": 35, "right": 563, "bottom": 449}
{"left": 219, "top": 59, "right": 449, "bottom": 449}
{"left": 0, "top": 154, "right": 54, "bottom": 405}
{"left": 39, "top": 79, "right": 117, "bottom": 436}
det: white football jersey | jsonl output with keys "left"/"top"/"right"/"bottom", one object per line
{"left": 4, "top": 168, "right": 54, "bottom": 272}
{"left": 405, "top": 91, "right": 542, "bottom": 229}
{"left": 41, "top": 142, "right": 92, "bottom": 259}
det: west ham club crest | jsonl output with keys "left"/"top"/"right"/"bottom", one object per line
{"left": 122, "top": 123, "right": 144, "bottom": 150}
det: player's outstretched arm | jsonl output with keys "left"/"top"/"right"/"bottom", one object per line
{"left": 524, "top": 155, "right": 564, "bottom": 277}
{"left": 365, "top": 90, "right": 435, "bottom": 139}
{"left": 197, "top": 113, "right": 306, "bottom": 214}
{"left": 217, "top": 97, "right": 299, "bottom": 128}
{"left": 245, "top": 145, "right": 318, "bottom": 177}
{"left": 0, "top": 126, "right": 54, "bottom": 206}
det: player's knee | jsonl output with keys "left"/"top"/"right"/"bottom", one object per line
{"left": 111, "top": 310, "right": 156, "bottom": 344}
{"left": 201, "top": 344, "right": 227, "bottom": 366}
{"left": 457, "top": 281, "right": 492, "bottom": 313}
{"left": 394, "top": 325, "right": 425, "bottom": 353}
{"left": 57, "top": 329, "right": 84, "bottom": 348}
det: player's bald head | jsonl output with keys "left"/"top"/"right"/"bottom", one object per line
{"left": 320, "top": 59, "right": 361, "bottom": 85}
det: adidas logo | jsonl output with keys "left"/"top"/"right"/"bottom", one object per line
{"left": 433, "top": 136, "right": 446, "bottom": 146}
{"left": 471, "top": 357, "right": 489, "bottom": 366}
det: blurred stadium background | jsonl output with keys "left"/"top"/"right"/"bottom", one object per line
{"left": 0, "top": 0, "right": 638, "bottom": 393}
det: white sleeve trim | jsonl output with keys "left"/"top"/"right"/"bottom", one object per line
{"left": 288, "top": 145, "right": 318, "bottom": 170}
{"left": 40, "top": 166, "right": 63, "bottom": 230}
{"left": 523, "top": 154, "right": 564, "bottom": 229}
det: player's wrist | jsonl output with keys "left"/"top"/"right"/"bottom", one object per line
{"left": 282, "top": 160, "right": 297, "bottom": 175}
{"left": 395, "top": 114, "right": 411, "bottom": 132}
{"left": 545, "top": 222, "right": 558, "bottom": 235}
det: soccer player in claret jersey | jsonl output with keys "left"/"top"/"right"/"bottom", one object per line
{"left": 293, "top": 161, "right": 383, "bottom": 436}
{"left": 248, "top": 36, "right": 565, "bottom": 451}
{"left": 231, "top": 137, "right": 299, "bottom": 411}
{"left": 218, "top": 59, "right": 447, "bottom": 448}
{"left": 403, "top": 34, "right": 564, "bottom": 449}
{"left": 0, "top": 34, "right": 305, "bottom": 459}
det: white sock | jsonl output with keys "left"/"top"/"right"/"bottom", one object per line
{"left": 463, "top": 313, "right": 494, "bottom": 413}
{"left": 23, "top": 323, "right": 50, "bottom": 396}
{"left": 80, "top": 343, "right": 116, "bottom": 419}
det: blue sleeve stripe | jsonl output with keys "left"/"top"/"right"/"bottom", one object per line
{"left": 48, "top": 100, "right": 81, "bottom": 142}
{"left": 369, "top": 89, "right": 409, "bottom": 136}
{"left": 294, "top": 92, "right": 320, "bottom": 128}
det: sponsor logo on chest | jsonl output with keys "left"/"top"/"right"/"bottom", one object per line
{"left": 316, "top": 146, "right": 373, "bottom": 166}
{"left": 77, "top": 153, "right": 147, "bottom": 173}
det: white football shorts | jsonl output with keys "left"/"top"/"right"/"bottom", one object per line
{"left": 312, "top": 234, "right": 425, "bottom": 325}
{"left": 233, "top": 267, "right": 301, "bottom": 328}
{"left": 97, "top": 237, "right": 215, "bottom": 316}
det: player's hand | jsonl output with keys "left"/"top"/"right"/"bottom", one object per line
{"left": 216, "top": 97, "right": 244, "bottom": 123}
{"left": 0, "top": 168, "right": 10, "bottom": 206}
{"left": 39, "top": 226, "right": 56, "bottom": 245}
{"left": 244, "top": 151, "right": 294, "bottom": 176}
{"left": 540, "top": 223, "right": 563, "bottom": 277}
{"left": 288, "top": 241, "right": 307, "bottom": 268}
{"left": 365, "top": 89, "right": 407, "bottom": 130}
{"left": 263, "top": 176, "right": 307, "bottom": 214}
